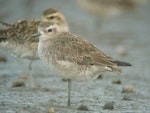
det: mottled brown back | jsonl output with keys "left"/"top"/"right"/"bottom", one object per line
{"left": 48, "top": 32, "right": 131, "bottom": 68}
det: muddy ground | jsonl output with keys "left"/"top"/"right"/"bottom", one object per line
{"left": 0, "top": 0, "right": 150, "bottom": 113}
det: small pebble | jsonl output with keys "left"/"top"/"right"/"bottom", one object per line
{"left": 122, "top": 95, "right": 132, "bottom": 101}
{"left": 78, "top": 105, "right": 89, "bottom": 111}
{"left": 122, "top": 85, "right": 134, "bottom": 93}
{"left": 116, "top": 46, "right": 127, "bottom": 56}
{"left": 48, "top": 107, "right": 55, "bottom": 113}
{"left": 58, "top": 96, "right": 62, "bottom": 98}
{"left": 12, "top": 80, "right": 25, "bottom": 87}
{"left": 18, "top": 75, "right": 28, "bottom": 80}
{"left": 112, "top": 79, "right": 121, "bottom": 84}
{"left": 22, "top": 105, "right": 30, "bottom": 110}
{"left": 42, "top": 88, "right": 50, "bottom": 92}
{"left": 0, "top": 56, "right": 7, "bottom": 62}
{"left": 62, "top": 78, "right": 67, "bottom": 82}
{"left": 103, "top": 102, "right": 114, "bottom": 110}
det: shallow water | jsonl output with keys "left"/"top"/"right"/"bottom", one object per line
{"left": 0, "top": 0, "right": 150, "bottom": 113}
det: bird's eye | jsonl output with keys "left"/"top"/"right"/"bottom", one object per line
{"left": 48, "top": 29, "right": 52, "bottom": 32}
{"left": 49, "top": 16, "right": 55, "bottom": 19}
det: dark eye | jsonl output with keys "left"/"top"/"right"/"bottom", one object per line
{"left": 49, "top": 16, "right": 55, "bottom": 19}
{"left": 48, "top": 29, "right": 52, "bottom": 32}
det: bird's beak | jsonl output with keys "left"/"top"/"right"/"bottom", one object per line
{"left": 31, "top": 33, "right": 41, "bottom": 38}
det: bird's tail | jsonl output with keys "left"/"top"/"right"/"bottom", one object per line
{"left": 106, "top": 60, "right": 131, "bottom": 74}
{"left": 112, "top": 60, "right": 132, "bottom": 66}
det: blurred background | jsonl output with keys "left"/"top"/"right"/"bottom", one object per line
{"left": 0, "top": 0, "right": 150, "bottom": 113}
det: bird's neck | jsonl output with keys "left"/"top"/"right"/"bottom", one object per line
{"left": 39, "top": 34, "right": 57, "bottom": 42}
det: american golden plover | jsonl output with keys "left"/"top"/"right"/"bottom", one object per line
{"left": 37, "top": 21, "right": 131, "bottom": 106}
{"left": 0, "top": 8, "right": 69, "bottom": 87}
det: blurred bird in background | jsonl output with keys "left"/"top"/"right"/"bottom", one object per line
{"left": 77, "top": 0, "right": 147, "bottom": 28}
{"left": 0, "top": 8, "right": 69, "bottom": 87}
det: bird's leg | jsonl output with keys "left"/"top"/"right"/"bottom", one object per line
{"left": 68, "top": 79, "right": 71, "bottom": 106}
{"left": 28, "top": 60, "right": 35, "bottom": 87}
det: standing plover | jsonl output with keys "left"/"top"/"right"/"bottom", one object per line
{"left": 0, "top": 8, "right": 69, "bottom": 87}
{"left": 37, "top": 21, "right": 131, "bottom": 106}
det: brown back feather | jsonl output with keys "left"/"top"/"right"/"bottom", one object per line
{"left": 49, "top": 32, "right": 123, "bottom": 68}
{"left": 0, "top": 20, "right": 40, "bottom": 43}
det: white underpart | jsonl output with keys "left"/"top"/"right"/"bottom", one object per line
{"left": 52, "top": 60, "right": 103, "bottom": 82}
{"left": 0, "top": 41, "right": 39, "bottom": 60}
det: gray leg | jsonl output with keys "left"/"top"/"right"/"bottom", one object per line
{"left": 29, "top": 60, "right": 32, "bottom": 72}
{"left": 68, "top": 79, "right": 71, "bottom": 106}
{"left": 28, "top": 60, "right": 34, "bottom": 87}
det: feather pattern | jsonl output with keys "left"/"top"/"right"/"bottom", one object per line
{"left": 46, "top": 32, "right": 130, "bottom": 68}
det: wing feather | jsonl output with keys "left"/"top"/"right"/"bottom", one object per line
{"left": 50, "top": 32, "right": 118, "bottom": 67}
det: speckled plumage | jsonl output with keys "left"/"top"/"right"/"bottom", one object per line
{"left": 0, "top": 8, "right": 68, "bottom": 59}
{"left": 38, "top": 21, "right": 131, "bottom": 106}
{"left": 0, "top": 8, "right": 69, "bottom": 87}
{"left": 0, "top": 20, "right": 39, "bottom": 59}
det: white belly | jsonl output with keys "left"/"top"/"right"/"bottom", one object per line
{"left": 40, "top": 58, "right": 103, "bottom": 82}
{"left": 0, "top": 41, "right": 39, "bottom": 60}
